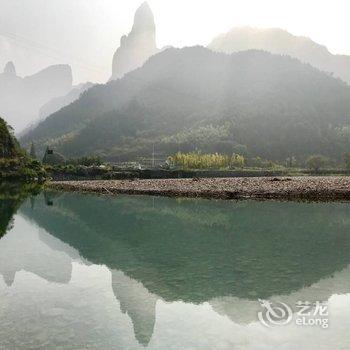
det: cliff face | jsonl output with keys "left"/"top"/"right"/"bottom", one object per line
{"left": 208, "top": 27, "right": 350, "bottom": 84}
{"left": 111, "top": 2, "right": 159, "bottom": 80}
{"left": 0, "top": 62, "right": 72, "bottom": 132}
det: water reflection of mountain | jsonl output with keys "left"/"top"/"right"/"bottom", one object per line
{"left": 0, "top": 221, "right": 73, "bottom": 286}
{"left": 111, "top": 269, "right": 158, "bottom": 345}
{"left": 0, "top": 192, "right": 348, "bottom": 347}
{"left": 20, "top": 192, "right": 350, "bottom": 302}
{"left": 0, "top": 186, "right": 73, "bottom": 287}
{"left": 0, "top": 213, "right": 156, "bottom": 346}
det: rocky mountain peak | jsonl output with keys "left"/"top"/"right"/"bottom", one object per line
{"left": 111, "top": 2, "right": 158, "bottom": 80}
{"left": 131, "top": 2, "right": 155, "bottom": 33}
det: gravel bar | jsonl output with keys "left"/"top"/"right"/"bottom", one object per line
{"left": 47, "top": 177, "right": 350, "bottom": 201}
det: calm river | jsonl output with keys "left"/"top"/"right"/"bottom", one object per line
{"left": 1, "top": 189, "right": 350, "bottom": 349}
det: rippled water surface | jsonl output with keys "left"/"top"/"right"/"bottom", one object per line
{"left": 1, "top": 189, "right": 350, "bottom": 349}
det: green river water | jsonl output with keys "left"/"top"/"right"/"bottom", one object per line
{"left": 0, "top": 188, "right": 350, "bottom": 349}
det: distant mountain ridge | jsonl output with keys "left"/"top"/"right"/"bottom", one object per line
{"left": 208, "top": 26, "right": 350, "bottom": 84}
{"left": 39, "top": 82, "right": 94, "bottom": 121}
{"left": 21, "top": 47, "right": 350, "bottom": 162}
{"left": 0, "top": 62, "right": 72, "bottom": 131}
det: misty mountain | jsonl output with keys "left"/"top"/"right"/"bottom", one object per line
{"left": 0, "top": 62, "right": 72, "bottom": 132}
{"left": 21, "top": 47, "right": 350, "bottom": 162}
{"left": 18, "top": 82, "right": 94, "bottom": 139}
{"left": 39, "top": 82, "right": 94, "bottom": 121}
{"left": 208, "top": 26, "right": 350, "bottom": 84}
{"left": 111, "top": 2, "right": 159, "bottom": 80}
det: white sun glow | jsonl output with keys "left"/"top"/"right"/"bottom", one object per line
{"left": 148, "top": 0, "right": 350, "bottom": 55}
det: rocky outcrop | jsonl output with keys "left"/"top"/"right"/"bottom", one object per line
{"left": 0, "top": 62, "right": 72, "bottom": 132}
{"left": 111, "top": 2, "right": 159, "bottom": 80}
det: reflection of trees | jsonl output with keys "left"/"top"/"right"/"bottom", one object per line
{"left": 0, "top": 182, "right": 41, "bottom": 238}
{"left": 21, "top": 193, "right": 350, "bottom": 302}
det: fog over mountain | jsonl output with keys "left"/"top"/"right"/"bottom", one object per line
{"left": 5, "top": 1, "right": 350, "bottom": 161}
{"left": 17, "top": 82, "right": 94, "bottom": 138}
{"left": 0, "top": 62, "right": 72, "bottom": 132}
{"left": 21, "top": 47, "right": 350, "bottom": 162}
{"left": 209, "top": 27, "right": 350, "bottom": 84}
{"left": 39, "top": 83, "right": 94, "bottom": 124}
{"left": 111, "top": 2, "right": 159, "bottom": 80}
{"left": 1, "top": 2, "right": 160, "bottom": 134}
{"left": 2, "top": 0, "right": 350, "bottom": 83}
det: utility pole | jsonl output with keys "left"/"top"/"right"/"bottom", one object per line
{"left": 152, "top": 143, "right": 155, "bottom": 168}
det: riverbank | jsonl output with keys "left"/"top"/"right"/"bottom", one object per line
{"left": 48, "top": 176, "right": 350, "bottom": 201}
{"left": 48, "top": 166, "right": 350, "bottom": 181}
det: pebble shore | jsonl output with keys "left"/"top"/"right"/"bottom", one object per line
{"left": 48, "top": 177, "right": 350, "bottom": 201}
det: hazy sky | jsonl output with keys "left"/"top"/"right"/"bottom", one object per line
{"left": 1, "top": 0, "right": 349, "bottom": 83}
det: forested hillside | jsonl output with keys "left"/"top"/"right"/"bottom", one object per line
{"left": 21, "top": 47, "right": 350, "bottom": 163}
{"left": 0, "top": 117, "right": 45, "bottom": 180}
{"left": 0, "top": 117, "right": 20, "bottom": 158}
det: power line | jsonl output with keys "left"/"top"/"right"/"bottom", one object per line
{"left": 0, "top": 30, "right": 110, "bottom": 75}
